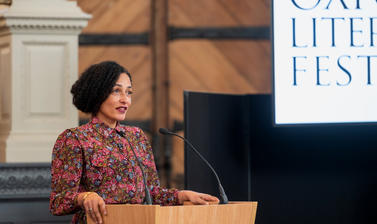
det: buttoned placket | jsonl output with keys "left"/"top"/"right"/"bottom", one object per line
{"left": 114, "top": 130, "right": 146, "bottom": 203}
{"left": 119, "top": 131, "right": 146, "bottom": 203}
{"left": 91, "top": 119, "right": 145, "bottom": 203}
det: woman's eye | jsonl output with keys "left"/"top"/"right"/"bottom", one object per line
{"left": 111, "top": 88, "right": 133, "bottom": 96}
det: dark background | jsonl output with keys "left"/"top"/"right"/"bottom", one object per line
{"left": 184, "top": 92, "right": 377, "bottom": 224}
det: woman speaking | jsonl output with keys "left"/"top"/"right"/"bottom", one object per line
{"left": 49, "top": 61, "right": 219, "bottom": 224}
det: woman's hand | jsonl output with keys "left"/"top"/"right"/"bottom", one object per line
{"left": 178, "top": 190, "right": 220, "bottom": 205}
{"left": 77, "top": 192, "right": 107, "bottom": 224}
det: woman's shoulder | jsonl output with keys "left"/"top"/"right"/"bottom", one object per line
{"left": 56, "top": 123, "right": 91, "bottom": 140}
{"left": 55, "top": 128, "right": 79, "bottom": 144}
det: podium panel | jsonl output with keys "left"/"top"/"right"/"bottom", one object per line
{"left": 87, "top": 202, "right": 257, "bottom": 224}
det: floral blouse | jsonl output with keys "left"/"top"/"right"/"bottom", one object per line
{"left": 50, "top": 117, "right": 179, "bottom": 223}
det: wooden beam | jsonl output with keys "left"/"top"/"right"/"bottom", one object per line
{"left": 79, "top": 33, "right": 149, "bottom": 45}
{"left": 150, "top": 0, "right": 170, "bottom": 186}
{"left": 77, "top": 27, "right": 269, "bottom": 46}
{"left": 0, "top": 0, "right": 11, "bottom": 5}
{"left": 169, "top": 26, "right": 270, "bottom": 40}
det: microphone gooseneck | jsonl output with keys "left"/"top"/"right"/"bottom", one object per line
{"left": 159, "top": 128, "right": 229, "bottom": 204}
{"left": 116, "top": 130, "right": 153, "bottom": 205}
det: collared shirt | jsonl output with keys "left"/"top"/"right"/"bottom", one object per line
{"left": 50, "top": 117, "right": 179, "bottom": 223}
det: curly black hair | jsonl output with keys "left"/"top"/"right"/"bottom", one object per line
{"left": 70, "top": 61, "right": 132, "bottom": 115}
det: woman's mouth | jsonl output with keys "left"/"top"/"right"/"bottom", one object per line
{"left": 116, "top": 106, "right": 127, "bottom": 113}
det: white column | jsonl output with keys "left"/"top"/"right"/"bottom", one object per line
{"left": 0, "top": 0, "right": 91, "bottom": 162}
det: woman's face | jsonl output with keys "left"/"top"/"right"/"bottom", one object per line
{"left": 96, "top": 73, "right": 132, "bottom": 128}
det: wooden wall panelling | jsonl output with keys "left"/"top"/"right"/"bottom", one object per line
{"left": 168, "top": 0, "right": 271, "bottom": 122}
{"left": 169, "top": 0, "right": 270, "bottom": 27}
{"left": 169, "top": 40, "right": 271, "bottom": 122}
{"left": 212, "top": 40, "right": 271, "bottom": 92}
{"left": 77, "top": 0, "right": 150, "bottom": 33}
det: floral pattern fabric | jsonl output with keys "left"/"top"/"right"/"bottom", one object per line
{"left": 50, "top": 117, "right": 179, "bottom": 223}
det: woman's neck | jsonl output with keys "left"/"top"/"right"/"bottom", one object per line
{"left": 94, "top": 115, "right": 117, "bottom": 128}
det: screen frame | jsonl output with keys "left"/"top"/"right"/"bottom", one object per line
{"left": 270, "top": 0, "right": 377, "bottom": 127}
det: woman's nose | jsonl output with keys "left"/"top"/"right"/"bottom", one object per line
{"left": 119, "top": 94, "right": 127, "bottom": 103}
{"left": 119, "top": 94, "right": 130, "bottom": 104}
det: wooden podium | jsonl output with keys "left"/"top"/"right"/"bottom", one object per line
{"left": 87, "top": 202, "right": 257, "bottom": 224}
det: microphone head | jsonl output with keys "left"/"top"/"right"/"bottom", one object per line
{"left": 159, "top": 128, "right": 170, "bottom": 135}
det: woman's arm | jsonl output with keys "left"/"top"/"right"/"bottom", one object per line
{"left": 50, "top": 129, "right": 84, "bottom": 215}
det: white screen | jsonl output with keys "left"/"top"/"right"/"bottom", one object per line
{"left": 273, "top": 0, "right": 377, "bottom": 124}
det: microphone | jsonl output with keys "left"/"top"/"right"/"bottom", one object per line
{"left": 159, "top": 128, "right": 229, "bottom": 204}
{"left": 116, "top": 130, "right": 153, "bottom": 205}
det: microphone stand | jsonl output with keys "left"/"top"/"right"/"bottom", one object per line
{"left": 159, "top": 128, "right": 229, "bottom": 204}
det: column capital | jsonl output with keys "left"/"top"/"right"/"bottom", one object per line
{"left": 1, "top": 0, "right": 91, "bottom": 35}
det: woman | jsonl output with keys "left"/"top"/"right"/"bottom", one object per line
{"left": 49, "top": 61, "right": 219, "bottom": 224}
